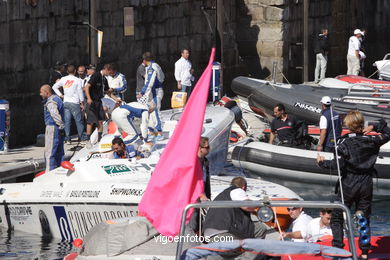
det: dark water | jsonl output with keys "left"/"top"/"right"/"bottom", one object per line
{"left": 0, "top": 163, "right": 389, "bottom": 259}
{"left": 0, "top": 231, "right": 73, "bottom": 259}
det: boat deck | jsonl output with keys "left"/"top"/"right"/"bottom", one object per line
{"left": 0, "top": 142, "right": 79, "bottom": 181}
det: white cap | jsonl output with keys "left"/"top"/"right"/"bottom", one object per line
{"left": 230, "top": 188, "right": 258, "bottom": 201}
{"left": 354, "top": 29, "right": 363, "bottom": 35}
{"left": 320, "top": 96, "right": 331, "bottom": 105}
{"left": 230, "top": 188, "right": 250, "bottom": 201}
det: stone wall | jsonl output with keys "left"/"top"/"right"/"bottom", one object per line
{"left": 0, "top": 0, "right": 224, "bottom": 147}
{"left": 3, "top": 0, "right": 390, "bottom": 146}
{"left": 236, "top": 0, "right": 286, "bottom": 82}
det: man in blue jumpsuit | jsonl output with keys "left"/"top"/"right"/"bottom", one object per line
{"left": 111, "top": 137, "right": 138, "bottom": 159}
{"left": 139, "top": 52, "right": 165, "bottom": 140}
{"left": 111, "top": 102, "right": 155, "bottom": 144}
{"left": 40, "top": 84, "right": 65, "bottom": 172}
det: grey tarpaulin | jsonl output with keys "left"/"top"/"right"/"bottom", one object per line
{"left": 181, "top": 239, "right": 353, "bottom": 260}
{"left": 80, "top": 217, "right": 158, "bottom": 257}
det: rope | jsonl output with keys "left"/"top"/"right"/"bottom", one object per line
{"left": 367, "top": 69, "right": 378, "bottom": 79}
{"left": 330, "top": 105, "right": 345, "bottom": 204}
{"left": 273, "top": 207, "right": 292, "bottom": 260}
{"left": 276, "top": 65, "right": 291, "bottom": 85}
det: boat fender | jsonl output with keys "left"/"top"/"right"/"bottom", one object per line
{"left": 34, "top": 170, "right": 46, "bottom": 178}
{"left": 230, "top": 130, "right": 240, "bottom": 143}
{"left": 73, "top": 238, "right": 83, "bottom": 248}
{"left": 61, "top": 161, "right": 75, "bottom": 171}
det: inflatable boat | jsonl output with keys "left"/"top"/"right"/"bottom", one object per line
{"left": 231, "top": 76, "right": 390, "bottom": 125}
{"left": 231, "top": 141, "right": 390, "bottom": 199}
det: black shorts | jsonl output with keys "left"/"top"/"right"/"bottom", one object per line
{"left": 86, "top": 101, "right": 106, "bottom": 124}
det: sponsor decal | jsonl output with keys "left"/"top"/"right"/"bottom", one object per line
{"left": 40, "top": 190, "right": 64, "bottom": 198}
{"left": 89, "top": 153, "right": 112, "bottom": 159}
{"left": 9, "top": 206, "right": 32, "bottom": 216}
{"left": 54, "top": 206, "right": 74, "bottom": 241}
{"left": 69, "top": 190, "right": 101, "bottom": 198}
{"left": 100, "top": 143, "right": 112, "bottom": 149}
{"left": 294, "top": 102, "right": 322, "bottom": 113}
{"left": 110, "top": 188, "right": 144, "bottom": 196}
{"left": 54, "top": 206, "right": 138, "bottom": 238}
{"left": 9, "top": 206, "right": 33, "bottom": 223}
{"left": 102, "top": 164, "right": 132, "bottom": 174}
{"left": 101, "top": 164, "right": 157, "bottom": 176}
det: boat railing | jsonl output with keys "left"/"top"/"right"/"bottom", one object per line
{"left": 347, "top": 83, "right": 390, "bottom": 93}
{"left": 382, "top": 53, "right": 390, "bottom": 60}
{"left": 342, "top": 95, "right": 390, "bottom": 103}
{"left": 176, "top": 200, "right": 358, "bottom": 260}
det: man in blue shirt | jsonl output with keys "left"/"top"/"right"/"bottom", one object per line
{"left": 111, "top": 137, "right": 137, "bottom": 159}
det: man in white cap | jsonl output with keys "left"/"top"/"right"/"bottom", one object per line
{"left": 317, "top": 96, "right": 342, "bottom": 153}
{"left": 347, "top": 29, "right": 363, "bottom": 75}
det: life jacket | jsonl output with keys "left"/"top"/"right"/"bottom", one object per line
{"left": 322, "top": 108, "right": 342, "bottom": 148}
{"left": 44, "top": 95, "right": 64, "bottom": 126}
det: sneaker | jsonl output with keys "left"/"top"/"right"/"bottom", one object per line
{"left": 85, "top": 140, "right": 92, "bottom": 149}
{"left": 65, "top": 140, "right": 72, "bottom": 145}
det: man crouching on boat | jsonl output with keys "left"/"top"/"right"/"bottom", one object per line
{"left": 202, "top": 177, "right": 273, "bottom": 243}
{"left": 111, "top": 101, "right": 155, "bottom": 144}
{"left": 317, "top": 110, "right": 390, "bottom": 260}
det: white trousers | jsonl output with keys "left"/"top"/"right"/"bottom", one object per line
{"left": 111, "top": 108, "right": 140, "bottom": 142}
{"left": 347, "top": 54, "right": 360, "bottom": 75}
{"left": 314, "top": 53, "right": 327, "bottom": 82}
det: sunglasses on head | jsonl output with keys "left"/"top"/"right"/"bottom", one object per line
{"left": 287, "top": 207, "right": 298, "bottom": 212}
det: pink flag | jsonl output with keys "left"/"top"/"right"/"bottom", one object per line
{"left": 138, "top": 48, "right": 216, "bottom": 236}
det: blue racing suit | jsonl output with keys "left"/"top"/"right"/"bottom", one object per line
{"left": 140, "top": 62, "right": 164, "bottom": 132}
{"left": 43, "top": 95, "right": 65, "bottom": 172}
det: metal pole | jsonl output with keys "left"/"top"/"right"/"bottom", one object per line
{"left": 303, "top": 0, "right": 309, "bottom": 82}
{"left": 216, "top": 0, "right": 224, "bottom": 94}
{"left": 90, "top": 0, "right": 97, "bottom": 65}
{"left": 272, "top": 61, "right": 278, "bottom": 83}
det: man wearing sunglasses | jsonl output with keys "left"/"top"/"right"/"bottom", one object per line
{"left": 281, "top": 206, "right": 312, "bottom": 242}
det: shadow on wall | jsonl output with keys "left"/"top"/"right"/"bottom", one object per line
{"left": 235, "top": 0, "right": 269, "bottom": 79}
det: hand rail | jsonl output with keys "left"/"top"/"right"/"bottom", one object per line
{"left": 176, "top": 200, "right": 358, "bottom": 260}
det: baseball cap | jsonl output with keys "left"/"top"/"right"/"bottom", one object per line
{"left": 54, "top": 61, "right": 67, "bottom": 69}
{"left": 354, "top": 29, "right": 363, "bottom": 35}
{"left": 87, "top": 64, "right": 96, "bottom": 70}
{"left": 320, "top": 96, "right": 332, "bottom": 105}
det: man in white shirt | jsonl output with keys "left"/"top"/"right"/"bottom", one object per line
{"left": 347, "top": 29, "right": 363, "bottom": 75}
{"left": 52, "top": 65, "right": 85, "bottom": 143}
{"left": 282, "top": 207, "right": 312, "bottom": 242}
{"left": 304, "top": 208, "right": 333, "bottom": 242}
{"left": 107, "top": 63, "right": 127, "bottom": 101}
{"left": 174, "top": 49, "right": 194, "bottom": 99}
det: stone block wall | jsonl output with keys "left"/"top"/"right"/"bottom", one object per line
{"left": 236, "top": 0, "right": 286, "bottom": 82}
{"left": 0, "top": 0, "right": 222, "bottom": 147}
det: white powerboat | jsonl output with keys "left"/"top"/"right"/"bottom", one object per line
{"left": 0, "top": 106, "right": 301, "bottom": 240}
{"left": 374, "top": 53, "right": 390, "bottom": 81}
